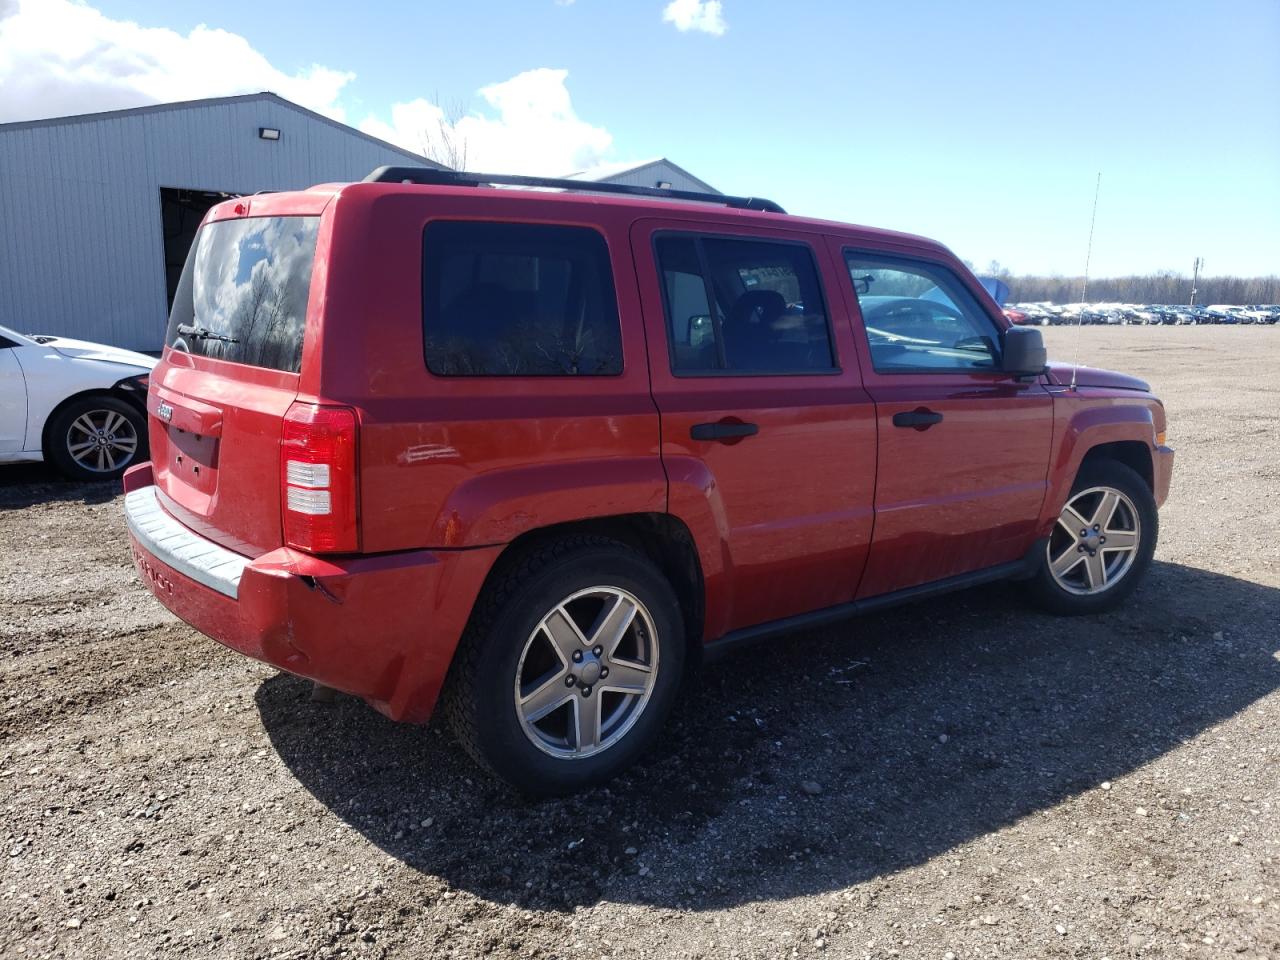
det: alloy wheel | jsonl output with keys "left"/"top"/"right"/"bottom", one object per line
{"left": 65, "top": 409, "right": 139, "bottom": 474}
{"left": 1047, "top": 485, "right": 1142, "bottom": 595}
{"left": 514, "top": 586, "right": 660, "bottom": 759}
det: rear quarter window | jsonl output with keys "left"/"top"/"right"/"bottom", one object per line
{"left": 422, "top": 221, "right": 623, "bottom": 376}
{"left": 166, "top": 216, "right": 319, "bottom": 374}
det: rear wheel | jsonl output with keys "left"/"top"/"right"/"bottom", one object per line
{"left": 1028, "top": 460, "right": 1157, "bottom": 615}
{"left": 46, "top": 396, "right": 146, "bottom": 481}
{"left": 444, "top": 537, "right": 685, "bottom": 795}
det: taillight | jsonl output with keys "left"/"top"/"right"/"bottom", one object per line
{"left": 281, "top": 403, "right": 358, "bottom": 553}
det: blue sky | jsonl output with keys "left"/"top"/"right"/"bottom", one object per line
{"left": 4, "top": 0, "right": 1278, "bottom": 275}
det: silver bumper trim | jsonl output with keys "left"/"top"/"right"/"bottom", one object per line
{"left": 124, "top": 486, "right": 249, "bottom": 599}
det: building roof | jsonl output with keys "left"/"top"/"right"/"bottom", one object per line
{"left": 0, "top": 91, "right": 443, "bottom": 169}
{"left": 562, "top": 157, "right": 720, "bottom": 194}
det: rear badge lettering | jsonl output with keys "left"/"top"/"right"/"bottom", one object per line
{"left": 133, "top": 547, "right": 174, "bottom": 596}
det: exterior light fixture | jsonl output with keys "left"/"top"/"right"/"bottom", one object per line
{"left": 259, "top": 127, "right": 281, "bottom": 141}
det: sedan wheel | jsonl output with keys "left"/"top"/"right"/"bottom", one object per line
{"left": 65, "top": 408, "right": 139, "bottom": 475}
{"left": 1047, "top": 485, "right": 1141, "bottom": 595}
{"left": 47, "top": 395, "right": 147, "bottom": 481}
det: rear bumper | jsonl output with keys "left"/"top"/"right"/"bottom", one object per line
{"left": 1153, "top": 444, "right": 1174, "bottom": 508}
{"left": 122, "top": 463, "right": 499, "bottom": 723}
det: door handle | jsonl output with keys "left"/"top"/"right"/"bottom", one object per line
{"left": 892, "top": 408, "right": 944, "bottom": 430}
{"left": 690, "top": 420, "right": 759, "bottom": 442}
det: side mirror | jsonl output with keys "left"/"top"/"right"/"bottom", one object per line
{"left": 1002, "top": 325, "right": 1047, "bottom": 378}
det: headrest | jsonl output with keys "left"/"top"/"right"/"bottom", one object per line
{"left": 728, "top": 289, "right": 787, "bottom": 327}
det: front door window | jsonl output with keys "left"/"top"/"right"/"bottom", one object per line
{"left": 845, "top": 254, "right": 1001, "bottom": 372}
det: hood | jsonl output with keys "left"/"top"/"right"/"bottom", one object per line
{"left": 1045, "top": 361, "right": 1149, "bottom": 392}
{"left": 36, "top": 335, "right": 157, "bottom": 370}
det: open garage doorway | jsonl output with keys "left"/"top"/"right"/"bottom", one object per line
{"left": 159, "top": 187, "right": 240, "bottom": 308}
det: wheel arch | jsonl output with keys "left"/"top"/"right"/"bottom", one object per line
{"left": 1079, "top": 440, "right": 1153, "bottom": 492}
{"left": 40, "top": 387, "right": 147, "bottom": 457}
{"left": 471, "top": 512, "right": 707, "bottom": 662}
{"left": 1039, "top": 402, "right": 1159, "bottom": 537}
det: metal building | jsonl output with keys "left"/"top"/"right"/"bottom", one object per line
{"left": 563, "top": 158, "right": 720, "bottom": 195}
{"left": 0, "top": 93, "right": 439, "bottom": 351}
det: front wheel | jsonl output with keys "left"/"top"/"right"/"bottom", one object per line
{"left": 444, "top": 537, "right": 685, "bottom": 795}
{"left": 46, "top": 395, "right": 147, "bottom": 481}
{"left": 1027, "top": 460, "right": 1158, "bottom": 615}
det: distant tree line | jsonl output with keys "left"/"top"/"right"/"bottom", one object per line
{"left": 969, "top": 262, "right": 1279, "bottom": 305}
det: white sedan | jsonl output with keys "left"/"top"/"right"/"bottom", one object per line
{"left": 0, "top": 324, "right": 155, "bottom": 480}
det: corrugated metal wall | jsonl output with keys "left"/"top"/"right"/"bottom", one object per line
{"left": 0, "top": 95, "right": 430, "bottom": 350}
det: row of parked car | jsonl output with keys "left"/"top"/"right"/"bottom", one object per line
{"left": 1004, "top": 303, "right": 1280, "bottom": 326}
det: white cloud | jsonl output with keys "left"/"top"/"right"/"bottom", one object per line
{"left": 0, "top": 3, "right": 617, "bottom": 177}
{"left": 358, "top": 69, "right": 614, "bottom": 175}
{"left": 662, "top": 0, "right": 726, "bottom": 36}
{"left": 0, "top": 0, "right": 354, "bottom": 123}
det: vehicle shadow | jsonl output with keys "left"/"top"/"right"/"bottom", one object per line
{"left": 257, "top": 560, "right": 1280, "bottom": 911}
{"left": 0, "top": 463, "right": 118, "bottom": 509}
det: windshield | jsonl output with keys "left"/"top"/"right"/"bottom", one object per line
{"left": 165, "top": 216, "right": 320, "bottom": 373}
{"left": 0, "top": 324, "right": 35, "bottom": 346}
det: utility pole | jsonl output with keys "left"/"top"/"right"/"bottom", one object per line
{"left": 1190, "top": 257, "right": 1203, "bottom": 305}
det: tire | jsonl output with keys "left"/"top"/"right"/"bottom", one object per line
{"left": 46, "top": 395, "right": 147, "bottom": 481}
{"left": 1027, "top": 459, "right": 1158, "bottom": 616}
{"left": 443, "top": 536, "right": 685, "bottom": 796}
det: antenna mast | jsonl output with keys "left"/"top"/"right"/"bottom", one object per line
{"left": 1070, "top": 172, "right": 1102, "bottom": 392}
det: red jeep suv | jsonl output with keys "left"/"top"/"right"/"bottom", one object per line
{"left": 124, "top": 168, "right": 1173, "bottom": 794}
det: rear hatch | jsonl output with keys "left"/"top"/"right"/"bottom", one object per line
{"left": 148, "top": 203, "right": 324, "bottom": 556}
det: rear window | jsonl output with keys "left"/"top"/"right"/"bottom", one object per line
{"left": 166, "top": 216, "right": 320, "bottom": 373}
{"left": 422, "top": 221, "right": 622, "bottom": 376}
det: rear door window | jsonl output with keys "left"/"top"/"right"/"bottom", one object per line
{"left": 655, "top": 234, "right": 835, "bottom": 375}
{"left": 166, "top": 216, "right": 319, "bottom": 373}
{"left": 422, "top": 221, "right": 622, "bottom": 376}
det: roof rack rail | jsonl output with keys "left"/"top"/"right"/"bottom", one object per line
{"left": 361, "top": 166, "right": 787, "bottom": 214}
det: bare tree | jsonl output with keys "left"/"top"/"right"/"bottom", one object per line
{"left": 1006, "top": 272, "right": 1279, "bottom": 305}
{"left": 418, "top": 94, "right": 471, "bottom": 171}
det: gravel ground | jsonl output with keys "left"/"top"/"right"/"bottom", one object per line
{"left": 2, "top": 326, "right": 1277, "bottom": 960}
